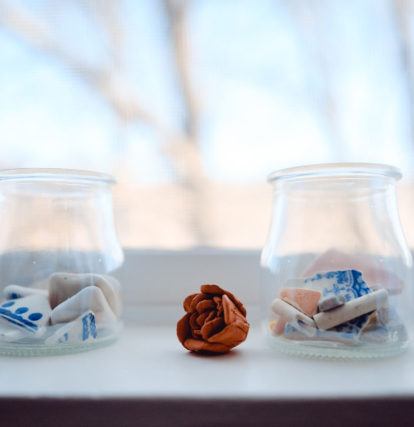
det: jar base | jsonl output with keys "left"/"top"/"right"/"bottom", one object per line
{"left": 0, "top": 326, "right": 122, "bottom": 357}
{"left": 266, "top": 335, "right": 409, "bottom": 359}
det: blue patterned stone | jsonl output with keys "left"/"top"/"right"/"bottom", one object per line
{"left": 304, "top": 269, "right": 372, "bottom": 302}
{"left": 304, "top": 270, "right": 373, "bottom": 334}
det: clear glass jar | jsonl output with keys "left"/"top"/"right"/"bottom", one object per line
{"left": 0, "top": 169, "right": 123, "bottom": 356}
{"left": 261, "top": 163, "right": 412, "bottom": 358}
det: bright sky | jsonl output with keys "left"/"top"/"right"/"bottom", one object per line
{"left": 0, "top": 0, "right": 413, "bottom": 183}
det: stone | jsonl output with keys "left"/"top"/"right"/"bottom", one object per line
{"left": 3, "top": 284, "right": 48, "bottom": 300}
{"left": 303, "top": 249, "right": 404, "bottom": 295}
{"left": 271, "top": 298, "right": 316, "bottom": 336}
{"left": 48, "top": 272, "right": 121, "bottom": 315}
{"left": 50, "top": 286, "right": 117, "bottom": 325}
{"left": 283, "top": 323, "right": 359, "bottom": 345}
{"left": 0, "top": 322, "right": 29, "bottom": 342}
{"left": 313, "top": 289, "right": 389, "bottom": 330}
{"left": 359, "top": 306, "right": 408, "bottom": 344}
{"left": 0, "top": 294, "right": 50, "bottom": 335}
{"left": 269, "top": 316, "right": 286, "bottom": 336}
{"left": 318, "top": 295, "right": 346, "bottom": 312}
{"left": 280, "top": 288, "right": 321, "bottom": 316}
{"left": 46, "top": 311, "right": 98, "bottom": 345}
{"left": 304, "top": 270, "right": 371, "bottom": 302}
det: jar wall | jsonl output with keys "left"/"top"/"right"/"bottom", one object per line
{"left": 261, "top": 164, "right": 413, "bottom": 358}
{"left": 0, "top": 170, "right": 123, "bottom": 356}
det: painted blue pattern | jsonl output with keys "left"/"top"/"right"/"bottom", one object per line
{"left": 304, "top": 269, "right": 373, "bottom": 334}
{"left": 0, "top": 307, "right": 39, "bottom": 332}
{"left": 284, "top": 323, "right": 358, "bottom": 342}
{"left": 57, "top": 332, "right": 69, "bottom": 344}
{"left": 28, "top": 312, "right": 42, "bottom": 321}
{"left": 305, "top": 270, "right": 372, "bottom": 301}
{"left": 81, "top": 312, "right": 97, "bottom": 341}
{"left": 2, "top": 301, "right": 15, "bottom": 308}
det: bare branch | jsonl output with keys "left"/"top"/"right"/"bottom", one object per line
{"left": 81, "top": 0, "right": 124, "bottom": 68}
{"left": 285, "top": 0, "right": 345, "bottom": 159}
{"left": 163, "top": 0, "right": 200, "bottom": 143}
{"left": 0, "top": 0, "right": 168, "bottom": 132}
{"left": 0, "top": 0, "right": 212, "bottom": 245}
{"left": 392, "top": 0, "right": 414, "bottom": 145}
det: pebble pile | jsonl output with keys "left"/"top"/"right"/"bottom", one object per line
{"left": 0, "top": 273, "right": 121, "bottom": 346}
{"left": 270, "top": 270, "right": 407, "bottom": 346}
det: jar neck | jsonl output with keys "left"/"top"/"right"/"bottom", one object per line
{"left": 272, "top": 176, "right": 397, "bottom": 199}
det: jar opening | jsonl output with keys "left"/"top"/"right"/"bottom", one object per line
{"left": 0, "top": 168, "right": 115, "bottom": 185}
{"left": 267, "top": 163, "right": 402, "bottom": 183}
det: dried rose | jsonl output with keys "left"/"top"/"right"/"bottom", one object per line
{"left": 176, "top": 284, "right": 249, "bottom": 354}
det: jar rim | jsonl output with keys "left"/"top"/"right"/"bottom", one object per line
{"left": 267, "top": 162, "right": 402, "bottom": 183}
{"left": 0, "top": 168, "right": 115, "bottom": 184}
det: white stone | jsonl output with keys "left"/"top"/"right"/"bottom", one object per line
{"left": 46, "top": 311, "right": 98, "bottom": 345}
{"left": 313, "top": 289, "right": 389, "bottom": 330}
{"left": 50, "top": 286, "right": 117, "bottom": 325}
{"left": 271, "top": 298, "right": 316, "bottom": 336}
{"left": 0, "top": 322, "right": 28, "bottom": 342}
{"left": 283, "top": 323, "right": 359, "bottom": 345}
{"left": 3, "top": 284, "right": 48, "bottom": 300}
{"left": 318, "top": 295, "right": 346, "bottom": 312}
{"left": 48, "top": 272, "right": 121, "bottom": 315}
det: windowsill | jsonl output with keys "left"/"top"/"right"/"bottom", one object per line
{"left": 2, "top": 311, "right": 414, "bottom": 425}
{"left": 2, "top": 312, "right": 414, "bottom": 400}
{"left": 2, "top": 249, "right": 414, "bottom": 425}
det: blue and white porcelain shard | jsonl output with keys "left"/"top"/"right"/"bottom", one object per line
{"left": 48, "top": 272, "right": 121, "bottom": 316}
{"left": 45, "top": 311, "right": 98, "bottom": 345}
{"left": 50, "top": 285, "right": 117, "bottom": 325}
{"left": 304, "top": 270, "right": 372, "bottom": 301}
{"left": 0, "top": 294, "right": 51, "bottom": 335}
{"left": 3, "top": 284, "right": 48, "bottom": 300}
{"left": 284, "top": 323, "right": 359, "bottom": 345}
{"left": 303, "top": 269, "right": 373, "bottom": 334}
{"left": 0, "top": 322, "right": 29, "bottom": 342}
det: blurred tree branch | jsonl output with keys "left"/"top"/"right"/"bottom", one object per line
{"left": 164, "top": 0, "right": 199, "bottom": 142}
{"left": 0, "top": 0, "right": 211, "bottom": 245}
{"left": 163, "top": 0, "right": 211, "bottom": 244}
{"left": 285, "top": 0, "right": 345, "bottom": 160}
{"left": 392, "top": 0, "right": 414, "bottom": 144}
{"left": 0, "top": 0, "right": 165, "bottom": 128}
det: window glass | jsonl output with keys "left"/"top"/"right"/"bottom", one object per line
{"left": 0, "top": 0, "right": 413, "bottom": 248}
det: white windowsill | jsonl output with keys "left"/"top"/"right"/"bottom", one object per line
{"left": 1, "top": 311, "right": 414, "bottom": 400}
{"left": 1, "top": 249, "right": 414, "bottom": 425}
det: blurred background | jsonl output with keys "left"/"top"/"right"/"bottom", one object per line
{"left": 1, "top": 0, "right": 414, "bottom": 249}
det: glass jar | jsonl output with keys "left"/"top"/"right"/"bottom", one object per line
{"left": 261, "top": 163, "right": 412, "bottom": 358}
{"left": 0, "top": 169, "right": 123, "bottom": 356}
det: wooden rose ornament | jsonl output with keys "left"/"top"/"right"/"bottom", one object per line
{"left": 177, "top": 284, "right": 249, "bottom": 354}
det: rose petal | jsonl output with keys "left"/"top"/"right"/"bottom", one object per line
{"left": 192, "top": 329, "right": 202, "bottom": 339}
{"left": 222, "top": 294, "right": 246, "bottom": 325}
{"left": 205, "top": 311, "right": 215, "bottom": 323}
{"left": 176, "top": 313, "right": 191, "bottom": 345}
{"left": 201, "top": 284, "right": 225, "bottom": 295}
{"left": 208, "top": 321, "right": 249, "bottom": 348}
{"left": 190, "top": 293, "right": 209, "bottom": 312}
{"left": 196, "top": 312, "right": 209, "bottom": 326}
{"left": 196, "top": 299, "right": 215, "bottom": 313}
{"left": 189, "top": 313, "right": 199, "bottom": 330}
{"left": 184, "top": 338, "right": 230, "bottom": 354}
{"left": 201, "top": 316, "right": 224, "bottom": 340}
{"left": 183, "top": 293, "right": 198, "bottom": 312}
{"left": 201, "top": 284, "right": 246, "bottom": 317}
